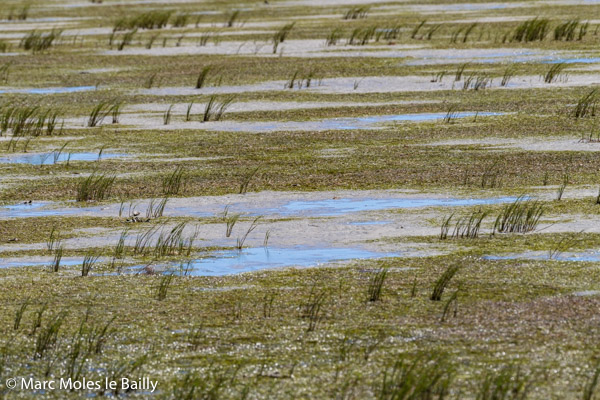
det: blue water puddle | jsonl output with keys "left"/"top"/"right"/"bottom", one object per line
{"left": 219, "top": 112, "right": 503, "bottom": 132}
{"left": 321, "top": 112, "right": 494, "bottom": 130}
{"left": 543, "top": 57, "right": 600, "bottom": 64}
{"left": 139, "top": 247, "right": 400, "bottom": 276}
{"left": 405, "top": 54, "right": 543, "bottom": 65}
{"left": 0, "top": 201, "right": 101, "bottom": 218}
{"left": 483, "top": 251, "right": 600, "bottom": 262}
{"left": 0, "top": 152, "right": 125, "bottom": 165}
{"left": 0, "top": 86, "right": 96, "bottom": 95}
{"left": 276, "top": 196, "right": 519, "bottom": 217}
{"left": 0, "top": 258, "right": 89, "bottom": 269}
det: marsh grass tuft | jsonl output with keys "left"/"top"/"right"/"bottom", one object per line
{"left": 543, "top": 62, "right": 567, "bottom": 83}
{"left": 34, "top": 311, "right": 67, "bottom": 359}
{"left": 430, "top": 264, "right": 459, "bottom": 301}
{"left": 222, "top": 206, "right": 241, "bottom": 238}
{"left": 87, "top": 101, "right": 122, "bottom": 127}
{"left": 511, "top": 17, "right": 549, "bottom": 42}
{"left": 155, "top": 274, "right": 174, "bottom": 301}
{"left": 51, "top": 245, "right": 64, "bottom": 272}
{"left": 20, "top": 30, "right": 62, "bottom": 53}
{"left": 493, "top": 196, "right": 544, "bottom": 234}
{"left": 236, "top": 216, "right": 261, "bottom": 250}
{"left": 81, "top": 252, "right": 100, "bottom": 276}
{"left": 302, "top": 285, "right": 327, "bottom": 332}
{"left": 195, "top": 66, "right": 211, "bottom": 89}
{"left": 501, "top": 65, "right": 516, "bottom": 87}
{"left": 76, "top": 172, "right": 116, "bottom": 202}
{"left": 225, "top": 10, "right": 241, "bottom": 28}
{"left": 454, "top": 63, "right": 468, "bottom": 81}
{"left": 326, "top": 28, "right": 342, "bottom": 46}
{"left": 443, "top": 105, "right": 460, "bottom": 124}
{"left": 378, "top": 355, "right": 454, "bottom": 398}
{"left": 163, "top": 104, "right": 173, "bottom": 125}
{"left": 13, "top": 298, "right": 30, "bottom": 331}
{"left": 272, "top": 23, "right": 295, "bottom": 53}
{"left": 239, "top": 166, "right": 259, "bottom": 194}
{"left": 366, "top": 268, "right": 388, "bottom": 302}
{"left": 343, "top": 6, "right": 369, "bottom": 20}
{"left": 117, "top": 29, "right": 137, "bottom": 51}
{"left": 146, "top": 197, "right": 169, "bottom": 218}
{"left": 114, "top": 10, "right": 172, "bottom": 31}
{"left": 574, "top": 89, "right": 598, "bottom": 118}
{"left": 162, "top": 166, "right": 187, "bottom": 195}
{"left": 556, "top": 173, "right": 569, "bottom": 201}
{"left": 441, "top": 209, "right": 489, "bottom": 239}
{"left": 477, "top": 365, "right": 534, "bottom": 399}
{"left": 202, "top": 95, "right": 234, "bottom": 122}
{"left": 411, "top": 20, "right": 427, "bottom": 39}
{"left": 554, "top": 19, "right": 580, "bottom": 41}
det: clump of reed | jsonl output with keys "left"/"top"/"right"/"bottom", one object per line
{"left": 454, "top": 63, "right": 468, "bottom": 81}
{"left": 272, "top": 23, "right": 295, "bottom": 53}
{"left": 19, "top": 30, "right": 62, "bottom": 53}
{"left": 155, "top": 274, "right": 174, "bottom": 301}
{"left": 162, "top": 166, "right": 187, "bottom": 195}
{"left": 378, "top": 355, "right": 454, "bottom": 398}
{"left": 411, "top": 20, "right": 427, "bottom": 39}
{"left": 301, "top": 285, "right": 328, "bottom": 332}
{"left": 554, "top": 19, "right": 580, "bottom": 41}
{"left": 477, "top": 365, "right": 534, "bottom": 399}
{"left": 492, "top": 196, "right": 544, "bottom": 234}
{"left": 236, "top": 216, "right": 261, "bottom": 250}
{"left": 81, "top": 252, "right": 100, "bottom": 276}
{"left": 0, "top": 104, "right": 62, "bottom": 137}
{"left": 8, "top": 3, "right": 31, "bottom": 21}
{"left": 202, "top": 95, "right": 234, "bottom": 122}
{"left": 172, "top": 13, "right": 190, "bottom": 28}
{"left": 284, "top": 69, "right": 318, "bottom": 89}
{"left": 117, "top": 29, "right": 137, "bottom": 51}
{"left": 554, "top": 19, "right": 588, "bottom": 41}
{"left": 574, "top": 88, "right": 598, "bottom": 118}
{"left": 225, "top": 10, "right": 241, "bottom": 28}
{"left": 343, "top": 6, "right": 369, "bottom": 20}
{"left": 239, "top": 166, "right": 259, "bottom": 194}
{"left": 443, "top": 105, "right": 460, "bottom": 124}
{"left": 50, "top": 245, "right": 63, "bottom": 272}
{"left": 163, "top": 104, "right": 173, "bottom": 125}
{"left": 146, "top": 197, "right": 169, "bottom": 219}
{"left": 462, "top": 73, "right": 490, "bottom": 90}
{"left": 76, "top": 172, "right": 116, "bottom": 202}
{"left": 366, "top": 267, "right": 388, "bottom": 302}
{"left": 87, "top": 100, "right": 124, "bottom": 127}
{"left": 195, "top": 66, "right": 211, "bottom": 88}
{"left": 133, "top": 222, "right": 198, "bottom": 258}
{"left": 347, "top": 26, "right": 376, "bottom": 45}
{"left": 511, "top": 18, "right": 550, "bottom": 42}
{"left": 222, "top": 205, "right": 240, "bottom": 237}
{"left": 113, "top": 10, "right": 173, "bottom": 31}
{"left": 440, "top": 210, "right": 489, "bottom": 239}
{"left": 556, "top": 173, "right": 569, "bottom": 201}
{"left": 501, "top": 65, "right": 516, "bottom": 87}
{"left": 459, "top": 23, "right": 478, "bottom": 43}
{"left": 326, "top": 28, "right": 343, "bottom": 46}
{"left": 543, "top": 62, "right": 567, "bottom": 83}
{"left": 0, "top": 62, "right": 11, "bottom": 83}
{"left": 430, "top": 264, "right": 460, "bottom": 301}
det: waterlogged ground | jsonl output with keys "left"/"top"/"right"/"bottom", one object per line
{"left": 3, "top": 0, "right": 600, "bottom": 398}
